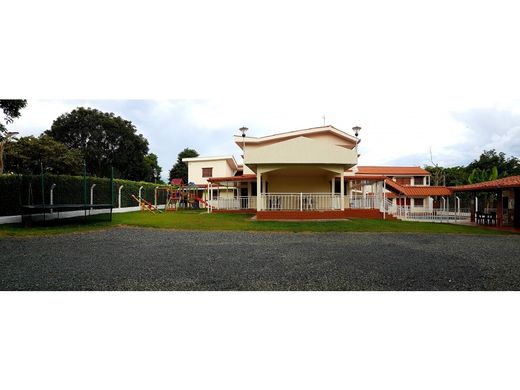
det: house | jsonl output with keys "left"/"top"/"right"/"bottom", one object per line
{"left": 182, "top": 125, "right": 453, "bottom": 220}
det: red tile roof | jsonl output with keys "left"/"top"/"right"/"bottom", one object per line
{"left": 384, "top": 179, "right": 407, "bottom": 194}
{"left": 354, "top": 166, "right": 430, "bottom": 175}
{"left": 403, "top": 186, "right": 453, "bottom": 196}
{"left": 345, "top": 175, "right": 388, "bottom": 181}
{"left": 451, "top": 175, "right": 520, "bottom": 191}
{"left": 384, "top": 179, "right": 452, "bottom": 196}
{"left": 170, "top": 178, "right": 184, "bottom": 185}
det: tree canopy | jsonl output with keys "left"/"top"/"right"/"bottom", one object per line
{"left": 0, "top": 99, "right": 27, "bottom": 134}
{"left": 4, "top": 135, "right": 84, "bottom": 175}
{"left": 143, "top": 153, "right": 163, "bottom": 183}
{"left": 169, "top": 148, "right": 199, "bottom": 183}
{"left": 45, "top": 107, "right": 153, "bottom": 180}
{"left": 0, "top": 99, "right": 28, "bottom": 174}
{"left": 466, "top": 149, "right": 520, "bottom": 182}
{"left": 424, "top": 149, "right": 520, "bottom": 186}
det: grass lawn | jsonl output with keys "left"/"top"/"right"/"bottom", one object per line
{"left": 0, "top": 209, "right": 513, "bottom": 236}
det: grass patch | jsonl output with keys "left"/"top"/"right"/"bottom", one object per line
{"left": 0, "top": 212, "right": 112, "bottom": 237}
{"left": 0, "top": 209, "right": 514, "bottom": 236}
{"left": 0, "top": 220, "right": 111, "bottom": 237}
{"left": 113, "top": 210, "right": 510, "bottom": 235}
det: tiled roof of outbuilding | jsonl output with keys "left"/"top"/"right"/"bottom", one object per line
{"left": 451, "top": 175, "right": 520, "bottom": 191}
{"left": 384, "top": 179, "right": 452, "bottom": 196}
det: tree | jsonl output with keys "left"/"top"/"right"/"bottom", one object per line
{"left": 425, "top": 147, "right": 445, "bottom": 186}
{"left": 4, "top": 135, "right": 84, "bottom": 175}
{"left": 0, "top": 99, "right": 27, "bottom": 174}
{"left": 466, "top": 149, "right": 520, "bottom": 181}
{"left": 169, "top": 148, "right": 199, "bottom": 183}
{"left": 45, "top": 107, "right": 150, "bottom": 180}
{"left": 442, "top": 166, "right": 468, "bottom": 187}
{"left": 144, "top": 153, "right": 163, "bottom": 183}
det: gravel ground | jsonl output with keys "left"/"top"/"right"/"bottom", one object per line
{"left": 1, "top": 227, "right": 520, "bottom": 290}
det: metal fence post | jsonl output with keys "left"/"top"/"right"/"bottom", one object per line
{"left": 90, "top": 184, "right": 96, "bottom": 210}
{"left": 118, "top": 185, "right": 124, "bottom": 208}
{"left": 138, "top": 186, "right": 144, "bottom": 204}
{"left": 50, "top": 183, "right": 56, "bottom": 214}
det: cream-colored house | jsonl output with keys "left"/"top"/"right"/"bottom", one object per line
{"left": 182, "top": 125, "right": 452, "bottom": 219}
{"left": 182, "top": 155, "right": 238, "bottom": 185}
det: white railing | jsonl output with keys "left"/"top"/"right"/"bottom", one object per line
{"left": 209, "top": 196, "right": 257, "bottom": 210}
{"left": 393, "top": 206, "right": 471, "bottom": 223}
{"left": 379, "top": 197, "right": 393, "bottom": 214}
{"left": 347, "top": 194, "right": 381, "bottom": 209}
{"left": 261, "top": 193, "right": 341, "bottom": 211}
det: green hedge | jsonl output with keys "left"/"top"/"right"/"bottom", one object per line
{"left": 0, "top": 174, "right": 168, "bottom": 216}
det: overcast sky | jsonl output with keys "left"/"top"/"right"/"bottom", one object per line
{"left": 4, "top": 0, "right": 520, "bottom": 180}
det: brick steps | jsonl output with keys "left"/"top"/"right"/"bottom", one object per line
{"left": 257, "top": 210, "right": 346, "bottom": 220}
{"left": 343, "top": 209, "right": 398, "bottom": 220}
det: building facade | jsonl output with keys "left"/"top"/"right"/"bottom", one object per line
{"left": 182, "top": 125, "right": 453, "bottom": 219}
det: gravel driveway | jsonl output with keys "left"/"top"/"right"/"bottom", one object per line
{"left": 1, "top": 227, "right": 519, "bottom": 290}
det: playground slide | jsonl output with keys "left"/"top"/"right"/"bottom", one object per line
{"left": 131, "top": 194, "right": 161, "bottom": 213}
{"left": 194, "top": 196, "right": 209, "bottom": 206}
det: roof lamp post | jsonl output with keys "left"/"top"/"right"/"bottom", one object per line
{"left": 239, "top": 127, "right": 248, "bottom": 199}
{"left": 239, "top": 126, "right": 248, "bottom": 157}
{"left": 352, "top": 126, "right": 361, "bottom": 154}
{"left": 239, "top": 126, "right": 248, "bottom": 139}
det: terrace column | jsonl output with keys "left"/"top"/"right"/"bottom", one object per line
{"left": 256, "top": 172, "right": 262, "bottom": 211}
{"left": 496, "top": 189, "right": 503, "bottom": 227}
{"left": 340, "top": 171, "right": 345, "bottom": 210}
{"left": 514, "top": 188, "right": 520, "bottom": 228}
{"left": 470, "top": 193, "right": 475, "bottom": 222}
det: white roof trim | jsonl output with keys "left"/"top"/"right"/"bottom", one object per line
{"left": 182, "top": 155, "right": 238, "bottom": 170}
{"left": 234, "top": 125, "right": 358, "bottom": 149}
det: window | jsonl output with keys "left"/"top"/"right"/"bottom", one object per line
{"left": 414, "top": 176, "right": 425, "bottom": 186}
{"left": 395, "top": 177, "right": 411, "bottom": 185}
{"left": 202, "top": 167, "right": 213, "bottom": 178}
{"left": 414, "top": 198, "right": 424, "bottom": 207}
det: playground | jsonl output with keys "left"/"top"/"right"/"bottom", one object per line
{"left": 131, "top": 179, "right": 209, "bottom": 214}
{"left": 0, "top": 168, "right": 211, "bottom": 226}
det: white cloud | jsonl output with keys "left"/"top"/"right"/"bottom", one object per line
{"left": 8, "top": 100, "right": 78, "bottom": 136}
{"left": 4, "top": 0, "right": 520, "bottom": 176}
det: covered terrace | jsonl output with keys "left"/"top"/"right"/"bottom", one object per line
{"left": 451, "top": 175, "right": 520, "bottom": 229}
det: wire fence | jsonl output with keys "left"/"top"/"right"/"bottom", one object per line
{"left": 0, "top": 173, "right": 168, "bottom": 217}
